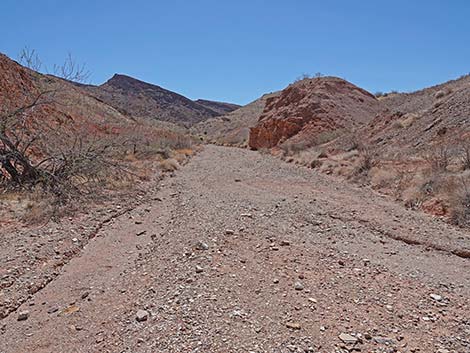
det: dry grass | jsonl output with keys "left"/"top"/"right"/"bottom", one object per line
{"left": 394, "top": 113, "right": 418, "bottom": 129}
{"left": 1, "top": 122, "right": 197, "bottom": 224}
{"left": 159, "top": 158, "right": 180, "bottom": 172}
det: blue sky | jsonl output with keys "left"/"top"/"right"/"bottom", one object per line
{"left": 1, "top": 0, "right": 469, "bottom": 104}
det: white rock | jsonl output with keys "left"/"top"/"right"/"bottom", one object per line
{"left": 136, "top": 309, "right": 149, "bottom": 322}
{"left": 339, "top": 333, "right": 358, "bottom": 344}
{"left": 17, "top": 310, "right": 30, "bottom": 321}
{"left": 430, "top": 293, "right": 443, "bottom": 302}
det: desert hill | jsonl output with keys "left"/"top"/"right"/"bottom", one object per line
{"left": 194, "top": 99, "right": 240, "bottom": 116}
{"left": 248, "top": 77, "right": 381, "bottom": 150}
{"left": 80, "top": 74, "right": 238, "bottom": 127}
{"left": 354, "top": 74, "right": 470, "bottom": 155}
{"left": 192, "top": 91, "right": 280, "bottom": 146}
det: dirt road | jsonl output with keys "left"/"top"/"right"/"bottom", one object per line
{"left": 1, "top": 145, "right": 470, "bottom": 352}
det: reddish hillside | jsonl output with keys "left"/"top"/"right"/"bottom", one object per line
{"left": 248, "top": 77, "right": 380, "bottom": 150}
{"left": 0, "top": 53, "right": 135, "bottom": 136}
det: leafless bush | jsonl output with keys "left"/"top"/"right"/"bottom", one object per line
{"left": 458, "top": 139, "right": 470, "bottom": 170}
{"left": 425, "top": 145, "right": 450, "bottom": 173}
{"left": 352, "top": 145, "right": 378, "bottom": 176}
{"left": 18, "top": 47, "right": 42, "bottom": 71}
{"left": 449, "top": 177, "right": 470, "bottom": 227}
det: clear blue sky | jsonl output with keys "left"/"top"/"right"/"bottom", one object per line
{"left": 1, "top": 0, "right": 469, "bottom": 104}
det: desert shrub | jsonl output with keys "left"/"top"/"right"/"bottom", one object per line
{"left": 399, "top": 113, "right": 418, "bottom": 128}
{"left": 280, "top": 140, "right": 311, "bottom": 156}
{"left": 434, "top": 90, "right": 446, "bottom": 99}
{"left": 351, "top": 145, "right": 378, "bottom": 177}
{"left": 425, "top": 145, "right": 450, "bottom": 173}
{"left": 342, "top": 134, "right": 361, "bottom": 152}
{"left": 370, "top": 167, "right": 399, "bottom": 189}
{"left": 449, "top": 177, "right": 470, "bottom": 227}
{"left": 458, "top": 139, "right": 470, "bottom": 170}
{"left": 159, "top": 158, "right": 180, "bottom": 172}
{"left": 295, "top": 147, "right": 326, "bottom": 167}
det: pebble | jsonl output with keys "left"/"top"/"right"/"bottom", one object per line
{"left": 136, "top": 309, "right": 149, "bottom": 322}
{"left": 430, "top": 293, "right": 443, "bottom": 302}
{"left": 195, "top": 241, "right": 209, "bottom": 250}
{"left": 339, "top": 333, "right": 358, "bottom": 344}
{"left": 373, "top": 336, "right": 394, "bottom": 345}
{"left": 47, "top": 307, "right": 59, "bottom": 314}
{"left": 294, "top": 281, "right": 304, "bottom": 290}
{"left": 285, "top": 321, "right": 301, "bottom": 330}
{"left": 17, "top": 310, "right": 30, "bottom": 321}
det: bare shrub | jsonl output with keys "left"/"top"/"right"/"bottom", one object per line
{"left": 434, "top": 90, "right": 446, "bottom": 99}
{"left": 396, "top": 113, "right": 418, "bottom": 129}
{"left": 375, "top": 91, "right": 385, "bottom": 98}
{"left": 280, "top": 140, "right": 311, "bottom": 156}
{"left": 352, "top": 145, "right": 378, "bottom": 177}
{"left": 160, "top": 158, "right": 180, "bottom": 172}
{"left": 2, "top": 49, "right": 196, "bottom": 222}
{"left": 370, "top": 167, "right": 399, "bottom": 189}
{"left": 449, "top": 177, "right": 470, "bottom": 227}
{"left": 425, "top": 145, "right": 450, "bottom": 173}
{"left": 458, "top": 139, "right": 470, "bottom": 170}
{"left": 342, "top": 134, "right": 361, "bottom": 152}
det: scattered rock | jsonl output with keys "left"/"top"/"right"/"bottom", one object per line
{"left": 136, "top": 309, "right": 149, "bottom": 322}
{"left": 294, "top": 281, "right": 304, "bottom": 291}
{"left": 195, "top": 265, "right": 204, "bottom": 273}
{"left": 47, "top": 307, "right": 59, "bottom": 314}
{"left": 339, "top": 333, "right": 358, "bottom": 344}
{"left": 430, "top": 293, "right": 443, "bottom": 302}
{"left": 372, "top": 337, "right": 395, "bottom": 345}
{"left": 285, "top": 321, "right": 301, "bottom": 330}
{"left": 195, "top": 241, "right": 209, "bottom": 250}
{"left": 17, "top": 310, "right": 30, "bottom": 321}
{"left": 225, "top": 229, "right": 235, "bottom": 235}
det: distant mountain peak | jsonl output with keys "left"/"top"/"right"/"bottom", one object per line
{"left": 81, "top": 73, "right": 239, "bottom": 126}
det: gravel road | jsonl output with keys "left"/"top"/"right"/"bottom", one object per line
{"left": 1, "top": 145, "right": 470, "bottom": 352}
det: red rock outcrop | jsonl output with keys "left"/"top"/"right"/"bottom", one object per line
{"left": 248, "top": 77, "right": 380, "bottom": 150}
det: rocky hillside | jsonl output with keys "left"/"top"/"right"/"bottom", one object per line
{"left": 194, "top": 99, "right": 240, "bottom": 116}
{"left": 0, "top": 54, "right": 133, "bottom": 136}
{"left": 353, "top": 75, "right": 470, "bottom": 155}
{"left": 248, "top": 77, "right": 381, "bottom": 150}
{"left": 192, "top": 92, "right": 280, "bottom": 146}
{"left": 81, "top": 74, "right": 237, "bottom": 127}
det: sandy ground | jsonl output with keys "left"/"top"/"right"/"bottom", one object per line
{"left": 1, "top": 145, "right": 470, "bottom": 353}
